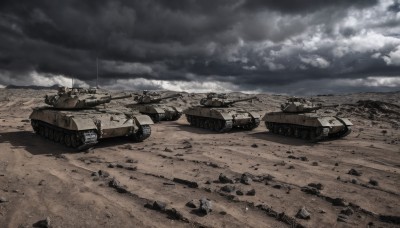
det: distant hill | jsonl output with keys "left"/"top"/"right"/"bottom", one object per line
{"left": 5, "top": 84, "right": 61, "bottom": 90}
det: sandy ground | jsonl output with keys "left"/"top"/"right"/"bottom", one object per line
{"left": 0, "top": 88, "right": 399, "bottom": 228}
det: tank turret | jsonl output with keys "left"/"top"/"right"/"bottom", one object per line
{"left": 134, "top": 93, "right": 182, "bottom": 104}
{"left": 199, "top": 93, "right": 257, "bottom": 107}
{"left": 280, "top": 97, "right": 338, "bottom": 113}
{"left": 44, "top": 87, "right": 132, "bottom": 109}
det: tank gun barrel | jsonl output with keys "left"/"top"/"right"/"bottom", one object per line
{"left": 147, "top": 93, "right": 182, "bottom": 103}
{"left": 84, "top": 94, "right": 132, "bottom": 107}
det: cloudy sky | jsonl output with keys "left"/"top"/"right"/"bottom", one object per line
{"left": 0, "top": 0, "right": 399, "bottom": 94}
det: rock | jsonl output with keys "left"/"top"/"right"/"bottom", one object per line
{"left": 272, "top": 184, "right": 282, "bottom": 189}
{"left": 340, "top": 207, "right": 354, "bottom": 216}
{"left": 351, "top": 179, "right": 358, "bottom": 184}
{"left": 221, "top": 185, "right": 235, "bottom": 193}
{"left": 38, "top": 180, "right": 45, "bottom": 186}
{"left": 246, "top": 189, "right": 256, "bottom": 196}
{"left": 337, "top": 215, "right": 348, "bottom": 223}
{"left": 312, "top": 162, "right": 318, "bottom": 166}
{"left": 199, "top": 197, "right": 212, "bottom": 214}
{"left": 153, "top": 201, "right": 167, "bottom": 211}
{"left": 332, "top": 198, "right": 348, "bottom": 207}
{"left": 301, "top": 186, "right": 320, "bottom": 195}
{"left": 219, "top": 173, "right": 234, "bottom": 184}
{"left": 296, "top": 207, "right": 311, "bottom": 220}
{"left": 240, "top": 173, "right": 253, "bottom": 185}
{"left": 251, "top": 143, "right": 258, "bottom": 148}
{"left": 164, "top": 147, "right": 173, "bottom": 152}
{"left": 288, "top": 165, "right": 295, "bottom": 169}
{"left": 116, "top": 163, "right": 124, "bottom": 168}
{"left": 108, "top": 163, "right": 116, "bottom": 168}
{"left": 236, "top": 190, "right": 244, "bottom": 196}
{"left": 288, "top": 155, "right": 298, "bottom": 159}
{"left": 348, "top": 168, "right": 362, "bottom": 176}
{"left": 32, "top": 217, "right": 51, "bottom": 228}
{"left": 205, "top": 180, "right": 211, "bottom": 184}
{"left": 98, "top": 170, "right": 110, "bottom": 177}
{"left": 92, "top": 177, "right": 99, "bottom": 181}
{"left": 369, "top": 179, "right": 379, "bottom": 186}
{"left": 185, "top": 200, "right": 198, "bottom": 208}
{"left": 126, "top": 158, "right": 137, "bottom": 163}
{"left": 308, "top": 183, "right": 324, "bottom": 190}
{"left": 167, "top": 208, "right": 184, "bottom": 220}
{"left": 299, "top": 156, "right": 308, "bottom": 161}
{"left": 335, "top": 162, "right": 339, "bottom": 166}
{"left": 91, "top": 172, "right": 99, "bottom": 177}
{"left": 172, "top": 178, "right": 198, "bottom": 188}
{"left": 108, "top": 178, "right": 128, "bottom": 193}
{"left": 125, "top": 166, "right": 137, "bottom": 171}
{"left": 0, "top": 197, "right": 8, "bottom": 203}
{"left": 219, "top": 211, "right": 227, "bottom": 215}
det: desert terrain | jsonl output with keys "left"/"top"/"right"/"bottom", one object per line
{"left": 0, "top": 88, "right": 399, "bottom": 228}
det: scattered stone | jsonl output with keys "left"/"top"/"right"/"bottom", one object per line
{"left": 0, "top": 197, "right": 8, "bottom": 203}
{"left": 221, "top": 185, "right": 235, "bottom": 193}
{"left": 240, "top": 173, "right": 253, "bottom": 185}
{"left": 335, "top": 162, "right": 339, "bottom": 166}
{"left": 351, "top": 179, "right": 358, "bottom": 184}
{"left": 288, "top": 165, "right": 295, "bottom": 169}
{"left": 219, "top": 211, "right": 227, "bottom": 215}
{"left": 236, "top": 190, "right": 244, "bottom": 196}
{"left": 348, "top": 168, "right": 362, "bottom": 176}
{"left": 126, "top": 158, "right": 137, "bottom": 163}
{"left": 296, "top": 207, "right": 311, "bottom": 220}
{"left": 219, "top": 173, "right": 234, "bottom": 184}
{"left": 185, "top": 200, "right": 198, "bottom": 208}
{"left": 312, "top": 162, "right": 318, "bottom": 166}
{"left": 116, "top": 163, "right": 124, "bottom": 168}
{"left": 263, "top": 174, "right": 275, "bottom": 181}
{"left": 301, "top": 186, "right": 320, "bottom": 195}
{"left": 108, "top": 163, "right": 116, "bottom": 168}
{"left": 199, "top": 197, "right": 212, "bottom": 215}
{"left": 98, "top": 170, "right": 110, "bottom": 177}
{"left": 288, "top": 155, "right": 298, "bottom": 159}
{"left": 172, "top": 178, "right": 198, "bottom": 188}
{"left": 251, "top": 143, "right": 258, "bottom": 148}
{"left": 337, "top": 214, "right": 348, "bottom": 223}
{"left": 379, "top": 215, "right": 400, "bottom": 224}
{"left": 91, "top": 172, "right": 99, "bottom": 177}
{"left": 205, "top": 180, "right": 211, "bottom": 184}
{"left": 153, "top": 201, "right": 167, "bottom": 211}
{"left": 246, "top": 189, "right": 256, "bottom": 196}
{"left": 300, "top": 156, "right": 308, "bottom": 161}
{"left": 319, "top": 210, "right": 326, "bottom": 214}
{"left": 332, "top": 198, "right": 348, "bottom": 207}
{"left": 108, "top": 178, "right": 128, "bottom": 193}
{"left": 369, "top": 179, "right": 379, "bottom": 186}
{"left": 125, "top": 166, "right": 137, "bottom": 171}
{"left": 340, "top": 207, "right": 354, "bottom": 216}
{"left": 308, "top": 183, "right": 324, "bottom": 190}
{"left": 272, "top": 184, "right": 282, "bottom": 189}
{"left": 38, "top": 180, "right": 45, "bottom": 186}
{"left": 92, "top": 177, "right": 99, "bottom": 181}
{"left": 167, "top": 208, "right": 184, "bottom": 220}
{"left": 32, "top": 217, "right": 51, "bottom": 228}
{"left": 21, "top": 119, "right": 30, "bottom": 123}
{"left": 164, "top": 147, "right": 173, "bottom": 152}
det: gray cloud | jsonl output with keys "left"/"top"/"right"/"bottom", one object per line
{"left": 0, "top": 0, "right": 399, "bottom": 94}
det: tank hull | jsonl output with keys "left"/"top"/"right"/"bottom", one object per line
{"left": 128, "top": 104, "right": 183, "bottom": 122}
{"left": 184, "top": 106, "right": 261, "bottom": 132}
{"left": 262, "top": 112, "right": 352, "bottom": 141}
{"left": 29, "top": 107, "right": 154, "bottom": 149}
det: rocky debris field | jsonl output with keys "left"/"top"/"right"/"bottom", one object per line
{"left": 0, "top": 88, "right": 399, "bottom": 227}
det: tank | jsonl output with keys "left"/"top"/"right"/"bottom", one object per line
{"left": 29, "top": 87, "right": 154, "bottom": 150}
{"left": 126, "top": 91, "right": 183, "bottom": 122}
{"left": 262, "top": 97, "right": 353, "bottom": 141}
{"left": 183, "top": 93, "right": 261, "bottom": 132}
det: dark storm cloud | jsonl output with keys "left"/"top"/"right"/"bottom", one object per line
{"left": 0, "top": 0, "right": 399, "bottom": 93}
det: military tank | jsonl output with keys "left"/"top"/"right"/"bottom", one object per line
{"left": 262, "top": 97, "right": 352, "bottom": 141}
{"left": 126, "top": 91, "right": 183, "bottom": 122}
{"left": 30, "top": 87, "right": 154, "bottom": 149}
{"left": 184, "top": 93, "right": 261, "bottom": 132}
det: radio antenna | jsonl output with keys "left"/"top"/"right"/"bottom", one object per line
{"left": 96, "top": 57, "right": 99, "bottom": 89}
